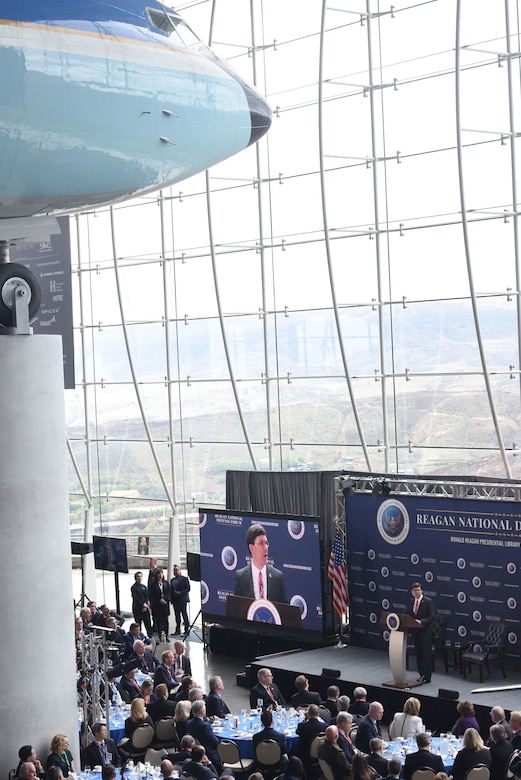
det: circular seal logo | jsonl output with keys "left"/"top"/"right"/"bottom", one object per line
{"left": 507, "top": 562, "right": 517, "bottom": 575}
{"left": 199, "top": 513, "right": 208, "bottom": 528}
{"left": 458, "top": 625, "right": 467, "bottom": 638}
{"left": 288, "top": 519, "right": 305, "bottom": 540}
{"left": 290, "top": 595, "right": 308, "bottom": 619}
{"left": 368, "top": 581, "right": 377, "bottom": 592}
{"left": 200, "top": 580, "right": 209, "bottom": 605}
{"left": 386, "top": 612, "right": 401, "bottom": 631}
{"left": 508, "top": 632, "right": 518, "bottom": 644}
{"left": 472, "top": 611, "right": 482, "bottom": 622}
{"left": 472, "top": 576, "right": 481, "bottom": 588}
{"left": 425, "top": 571, "right": 433, "bottom": 583}
{"left": 381, "top": 566, "right": 389, "bottom": 578}
{"left": 382, "top": 598, "right": 390, "bottom": 610}
{"left": 507, "top": 597, "right": 517, "bottom": 610}
{"left": 370, "top": 613, "right": 378, "bottom": 624}
{"left": 411, "top": 553, "right": 419, "bottom": 565}
{"left": 368, "top": 549, "right": 376, "bottom": 560}
{"left": 457, "top": 592, "right": 466, "bottom": 603}
{"left": 377, "top": 500, "right": 409, "bottom": 545}
{"left": 221, "top": 546, "right": 237, "bottom": 571}
{"left": 457, "top": 558, "right": 466, "bottom": 569}
{"left": 247, "top": 599, "right": 281, "bottom": 625}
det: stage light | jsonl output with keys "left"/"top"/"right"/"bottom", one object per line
{"left": 372, "top": 479, "right": 392, "bottom": 498}
{"left": 338, "top": 476, "right": 355, "bottom": 496}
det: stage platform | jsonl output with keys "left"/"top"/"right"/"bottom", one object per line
{"left": 247, "top": 643, "right": 521, "bottom": 736}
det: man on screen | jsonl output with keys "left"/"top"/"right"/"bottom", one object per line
{"left": 234, "top": 523, "right": 288, "bottom": 603}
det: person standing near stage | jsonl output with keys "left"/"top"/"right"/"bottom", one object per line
{"left": 170, "top": 564, "right": 190, "bottom": 635}
{"left": 131, "top": 571, "right": 152, "bottom": 636}
{"left": 407, "top": 582, "right": 435, "bottom": 684}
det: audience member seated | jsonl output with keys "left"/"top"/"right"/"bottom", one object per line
{"left": 148, "top": 683, "right": 176, "bottom": 722}
{"left": 172, "top": 640, "right": 192, "bottom": 681}
{"left": 250, "top": 667, "right": 287, "bottom": 710}
{"left": 119, "top": 668, "right": 142, "bottom": 702}
{"left": 276, "top": 756, "right": 304, "bottom": 780}
{"left": 318, "top": 725, "right": 351, "bottom": 780}
{"left": 509, "top": 711, "right": 521, "bottom": 750}
{"left": 295, "top": 704, "right": 326, "bottom": 770}
{"left": 175, "top": 675, "right": 195, "bottom": 702}
{"left": 139, "top": 678, "right": 157, "bottom": 706}
{"left": 336, "top": 712, "right": 355, "bottom": 763}
{"left": 186, "top": 700, "right": 221, "bottom": 770}
{"left": 488, "top": 706, "right": 512, "bottom": 739}
{"left": 16, "top": 746, "right": 45, "bottom": 779}
{"left": 321, "top": 686, "right": 340, "bottom": 718}
{"left": 174, "top": 700, "right": 192, "bottom": 739}
{"left": 206, "top": 676, "right": 231, "bottom": 718}
{"left": 381, "top": 758, "right": 402, "bottom": 780}
{"left": 351, "top": 753, "right": 378, "bottom": 780}
{"left": 349, "top": 687, "right": 369, "bottom": 718}
{"left": 355, "top": 702, "right": 384, "bottom": 754}
{"left": 80, "top": 607, "right": 93, "bottom": 631}
{"left": 46, "top": 768, "right": 64, "bottom": 780}
{"left": 367, "top": 738, "right": 389, "bottom": 778}
{"left": 182, "top": 745, "right": 219, "bottom": 780}
{"left": 128, "top": 639, "right": 158, "bottom": 676}
{"left": 105, "top": 616, "right": 126, "bottom": 645}
{"left": 122, "top": 623, "right": 155, "bottom": 659}
{"left": 489, "top": 723, "right": 513, "bottom": 780}
{"left": 291, "top": 675, "right": 321, "bottom": 709}
{"left": 160, "top": 759, "right": 177, "bottom": 779}
{"left": 125, "top": 698, "right": 155, "bottom": 740}
{"left": 403, "top": 733, "right": 446, "bottom": 780}
{"left": 389, "top": 697, "right": 424, "bottom": 740}
{"left": 82, "top": 723, "right": 121, "bottom": 769}
{"left": 253, "top": 710, "right": 288, "bottom": 771}
{"left": 154, "top": 650, "right": 179, "bottom": 697}
{"left": 188, "top": 687, "right": 206, "bottom": 715}
{"left": 451, "top": 727, "right": 491, "bottom": 780}
{"left": 17, "top": 764, "right": 37, "bottom": 780}
{"left": 46, "top": 734, "right": 76, "bottom": 778}
{"left": 166, "top": 734, "right": 196, "bottom": 765}
{"left": 102, "top": 766, "right": 117, "bottom": 780}
{"left": 452, "top": 700, "right": 480, "bottom": 738}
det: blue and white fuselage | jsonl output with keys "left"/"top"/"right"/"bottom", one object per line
{"left": 0, "top": 1, "right": 271, "bottom": 223}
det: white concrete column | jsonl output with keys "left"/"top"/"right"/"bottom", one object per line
{"left": 0, "top": 335, "right": 78, "bottom": 773}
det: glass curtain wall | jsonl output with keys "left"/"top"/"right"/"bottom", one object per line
{"left": 68, "top": 0, "right": 521, "bottom": 546}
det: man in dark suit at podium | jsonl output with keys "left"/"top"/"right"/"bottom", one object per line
{"left": 406, "top": 582, "right": 435, "bottom": 684}
{"left": 234, "top": 523, "right": 288, "bottom": 603}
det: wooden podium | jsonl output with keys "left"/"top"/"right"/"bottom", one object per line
{"left": 379, "top": 611, "right": 423, "bottom": 689}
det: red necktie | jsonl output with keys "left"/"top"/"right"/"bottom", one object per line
{"left": 267, "top": 686, "right": 275, "bottom": 700}
{"left": 414, "top": 600, "right": 419, "bottom": 615}
{"left": 259, "top": 571, "right": 264, "bottom": 598}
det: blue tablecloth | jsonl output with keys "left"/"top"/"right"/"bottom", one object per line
{"left": 383, "top": 736, "right": 461, "bottom": 773}
{"left": 213, "top": 711, "right": 300, "bottom": 759}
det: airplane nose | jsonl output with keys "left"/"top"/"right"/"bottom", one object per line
{"left": 241, "top": 80, "right": 272, "bottom": 146}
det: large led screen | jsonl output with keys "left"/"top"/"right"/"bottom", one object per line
{"left": 199, "top": 509, "right": 324, "bottom": 641}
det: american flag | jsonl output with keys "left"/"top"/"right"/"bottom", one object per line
{"left": 328, "top": 527, "right": 349, "bottom": 617}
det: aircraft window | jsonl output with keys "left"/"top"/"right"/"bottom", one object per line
{"left": 147, "top": 7, "right": 201, "bottom": 47}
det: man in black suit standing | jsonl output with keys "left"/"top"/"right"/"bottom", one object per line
{"left": 234, "top": 524, "right": 288, "bottom": 603}
{"left": 170, "top": 564, "right": 191, "bottom": 635}
{"left": 249, "top": 667, "right": 287, "bottom": 710}
{"left": 407, "top": 582, "right": 436, "bottom": 684}
{"left": 403, "top": 733, "right": 445, "bottom": 780}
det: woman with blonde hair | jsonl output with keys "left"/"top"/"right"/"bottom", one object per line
{"left": 451, "top": 728, "right": 491, "bottom": 780}
{"left": 45, "top": 735, "right": 75, "bottom": 777}
{"left": 174, "top": 699, "right": 192, "bottom": 738}
{"left": 452, "top": 700, "right": 480, "bottom": 737}
{"left": 389, "top": 697, "right": 424, "bottom": 739}
{"left": 125, "top": 696, "right": 154, "bottom": 739}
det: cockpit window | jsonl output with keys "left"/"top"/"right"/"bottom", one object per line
{"left": 147, "top": 6, "right": 202, "bottom": 47}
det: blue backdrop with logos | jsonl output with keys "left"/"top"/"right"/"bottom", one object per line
{"left": 345, "top": 492, "right": 521, "bottom": 669}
